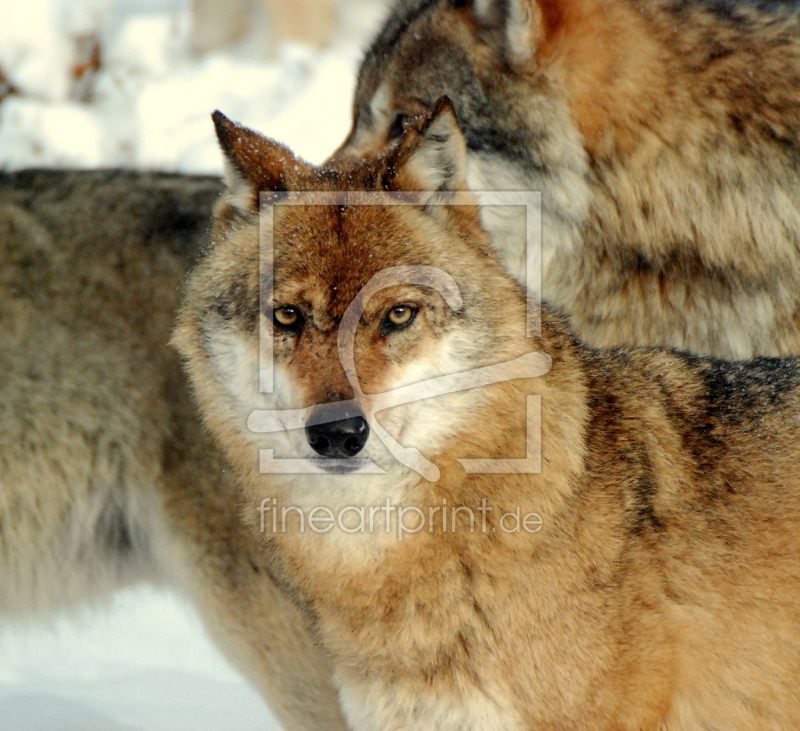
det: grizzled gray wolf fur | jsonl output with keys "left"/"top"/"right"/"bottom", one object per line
{"left": 0, "top": 169, "right": 348, "bottom": 731}
{"left": 338, "top": 0, "right": 800, "bottom": 359}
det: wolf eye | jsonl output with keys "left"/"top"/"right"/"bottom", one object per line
{"left": 273, "top": 306, "right": 301, "bottom": 329}
{"left": 382, "top": 305, "right": 417, "bottom": 335}
{"left": 450, "top": 0, "right": 471, "bottom": 8}
{"left": 388, "top": 113, "right": 409, "bottom": 140}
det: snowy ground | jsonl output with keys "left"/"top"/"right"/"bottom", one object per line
{"left": 0, "top": 587, "right": 278, "bottom": 731}
{"left": 0, "top": 0, "right": 391, "bottom": 728}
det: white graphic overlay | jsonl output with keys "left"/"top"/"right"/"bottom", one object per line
{"left": 250, "top": 191, "right": 547, "bottom": 481}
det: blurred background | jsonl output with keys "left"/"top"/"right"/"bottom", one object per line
{"left": 0, "top": 0, "right": 390, "bottom": 170}
{"left": 0, "top": 0, "right": 391, "bottom": 729}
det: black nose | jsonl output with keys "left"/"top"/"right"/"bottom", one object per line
{"left": 306, "top": 405, "right": 369, "bottom": 458}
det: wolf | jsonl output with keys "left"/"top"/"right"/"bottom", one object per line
{"left": 336, "top": 0, "right": 800, "bottom": 360}
{"left": 0, "top": 169, "right": 348, "bottom": 730}
{"left": 175, "top": 99, "right": 800, "bottom": 729}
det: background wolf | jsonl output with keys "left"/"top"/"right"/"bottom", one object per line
{"left": 338, "top": 0, "right": 800, "bottom": 360}
{"left": 0, "top": 169, "right": 348, "bottom": 730}
{"left": 176, "top": 100, "right": 800, "bottom": 731}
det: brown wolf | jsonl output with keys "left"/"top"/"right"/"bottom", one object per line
{"left": 176, "top": 100, "right": 800, "bottom": 729}
{"left": 337, "top": 0, "right": 800, "bottom": 360}
{"left": 0, "top": 169, "right": 347, "bottom": 730}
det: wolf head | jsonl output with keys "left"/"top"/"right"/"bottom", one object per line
{"left": 338, "top": 0, "right": 659, "bottom": 168}
{"left": 174, "top": 99, "right": 546, "bottom": 496}
{"left": 333, "top": 0, "right": 612, "bottom": 283}
{"left": 339, "top": 0, "right": 547, "bottom": 161}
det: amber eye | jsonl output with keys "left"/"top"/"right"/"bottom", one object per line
{"left": 388, "top": 305, "right": 413, "bottom": 325}
{"left": 383, "top": 305, "right": 417, "bottom": 335}
{"left": 273, "top": 306, "right": 300, "bottom": 328}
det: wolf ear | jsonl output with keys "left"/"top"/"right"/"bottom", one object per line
{"left": 393, "top": 96, "right": 470, "bottom": 202}
{"left": 459, "top": 0, "right": 538, "bottom": 64}
{"left": 212, "top": 111, "right": 303, "bottom": 215}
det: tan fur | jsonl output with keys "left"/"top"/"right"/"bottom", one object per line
{"left": 176, "top": 105, "right": 800, "bottom": 729}
{"left": 338, "top": 0, "right": 800, "bottom": 359}
{"left": 0, "top": 170, "right": 347, "bottom": 731}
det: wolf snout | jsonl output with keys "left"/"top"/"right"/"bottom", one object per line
{"left": 305, "top": 404, "right": 369, "bottom": 458}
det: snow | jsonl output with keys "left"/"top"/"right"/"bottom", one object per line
{"left": 0, "top": 0, "right": 389, "bottom": 169}
{"left": 0, "top": 0, "right": 391, "bottom": 728}
{"left": 0, "top": 587, "right": 278, "bottom": 730}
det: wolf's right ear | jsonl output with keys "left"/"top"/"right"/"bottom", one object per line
{"left": 392, "top": 96, "right": 470, "bottom": 200}
{"left": 212, "top": 111, "right": 302, "bottom": 215}
{"left": 389, "top": 96, "right": 480, "bottom": 225}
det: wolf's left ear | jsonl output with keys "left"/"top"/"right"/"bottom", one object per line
{"left": 212, "top": 111, "right": 303, "bottom": 215}
{"left": 393, "top": 96, "right": 471, "bottom": 203}
{"left": 458, "top": 0, "right": 538, "bottom": 64}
